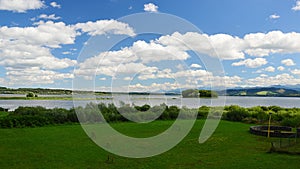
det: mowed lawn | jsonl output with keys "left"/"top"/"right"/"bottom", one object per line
{"left": 0, "top": 120, "right": 299, "bottom": 169}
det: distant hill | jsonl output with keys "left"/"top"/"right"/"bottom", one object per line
{"left": 1, "top": 85, "right": 300, "bottom": 97}
{"left": 0, "top": 86, "right": 179, "bottom": 96}
{"left": 271, "top": 84, "right": 300, "bottom": 91}
{"left": 0, "top": 87, "right": 72, "bottom": 95}
{"left": 218, "top": 87, "right": 300, "bottom": 97}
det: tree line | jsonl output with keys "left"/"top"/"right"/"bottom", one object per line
{"left": 0, "top": 104, "right": 300, "bottom": 128}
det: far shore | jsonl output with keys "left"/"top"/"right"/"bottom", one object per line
{"left": 0, "top": 96, "right": 112, "bottom": 100}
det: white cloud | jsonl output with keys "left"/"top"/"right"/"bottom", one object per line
{"left": 190, "top": 64, "right": 202, "bottom": 68}
{"left": 292, "top": 1, "right": 300, "bottom": 11}
{"left": 244, "top": 31, "right": 300, "bottom": 57}
{"left": 123, "top": 77, "right": 132, "bottom": 81}
{"left": 232, "top": 58, "right": 267, "bottom": 68}
{"left": 6, "top": 67, "right": 73, "bottom": 85}
{"left": 129, "top": 82, "right": 179, "bottom": 92}
{"left": 131, "top": 40, "right": 189, "bottom": 63}
{"left": 0, "top": 77, "right": 7, "bottom": 86}
{"left": 156, "top": 32, "right": 246, "bottom": 60}
{"left": 0, "top": 41, "right": 77, "bottom": 70}
{"left": 75, "top": 19, "right": 135, "bottom": 36}
{"left": 208, "top": 75, "right": 242, "bottom": 88}
{"left": 0, "top": 19, "right": 136, "bottom": 85}
{"left": 99, "top": 77, "right": 106, "bottom": 80}
{"left": 0, "top": 21, "right": 77, "bottom": 48}
{"left": 50, "top": 1, "right": 61, "bottom": 8}
{"left": 246, "top": 73, "right": 300, "bottom": 87}
{"left": 75, "top": 39, "right": 190, "bottom": 79}
{"left": 39, "top": 14, "right": 61, "bottom": 20}
{"left": 152, "top": 31, "right": 300, "bottom": 60}
{"left": 0, "top": 0, "right": 44, "bottom": 13}
{"left": 260, "top": 74, "right": 268, "bottom": 77}
{"left": 144, "top": 3, "right": 158, "bottom": 12}
{"left": 126, "top": 74, "right": 242, "bottom": 92}
{"left": 269, "top": 14, "right": 280, "bottom": 19}
{"left": 277, "top": 66, "right": 285, "bottom": 71}
{"left": 264, "top": 66, "right": 275, "bottom": 72}
{"left": 62, "top": 51, "right": 71, "bottom": 55}
{"left": 291, "top": 69, "right": 300, "bottom": 75}
{"left": 281, "top": 59, "right": 295, "bottom": 66}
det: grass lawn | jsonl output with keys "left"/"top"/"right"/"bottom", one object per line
{"left": 0, "top": 120, "right": 299, "bottom": 169}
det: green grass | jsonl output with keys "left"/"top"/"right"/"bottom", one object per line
{"left": 256, "top": 91, "right": 268, "bottom": 95}
{"left": 239, "top": 91, "right": 247, "bottom": 96}
{"left": 0, "top": 120, "right": 299, "bottom": 169}
{"left": 256, "top": 91, "right": 277, "bottom": 96}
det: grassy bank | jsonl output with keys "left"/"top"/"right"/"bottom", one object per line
{"left": 0, "top": 120, "right": 299, "bottom": 169}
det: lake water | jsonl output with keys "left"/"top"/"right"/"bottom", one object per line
{"left": 0, "top": 95, "right": 300, "bottom": 110}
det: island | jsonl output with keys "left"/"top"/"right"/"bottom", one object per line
{"left": 182, "top": 89, "right": 218, "bottom": 98}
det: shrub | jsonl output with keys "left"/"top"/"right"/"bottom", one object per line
{"left": 198, "top": 106, "right": 209, "bottom": 119}
{"left": 26, "top": 92, "right": 37, "bottom": 98}
{"left": 223, "top": 105, "right": 250, "bottom": 122}
{"left": 135, "top": 104, "right": 151, "bottom": 112}
{"left": 242, "top": 117, "right": 258, "bottom": 124}
{"left": 281, "top": 116, "right": 300, "bottom": 127}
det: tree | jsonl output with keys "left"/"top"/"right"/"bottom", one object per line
{"left": 26, "top": 92, "right": 35, "bottom": 97}
{"left": 182, "top": 89, "right": 199, "bottom": 98}
{"left": 182, "top": 89, "right": 218, "bottom": 98}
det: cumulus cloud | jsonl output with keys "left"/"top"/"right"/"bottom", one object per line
{"left": 156, "top": 31, "right": 300, "bottom": 60}
{"left": 75, "top": 19, "right": 135, "bottom": 36}
{"left": 190, "top": 64, "right": 202, "bottom": 68}
{"left": 38, "top": 14, "right": 61, "bottom": 20}
{"left": 6, "top": 67, "right": 73, "bottom": 85}
{"left": 0, "top": 21, "right": 77, "bottom": 48}
{"left": 232, "top": 58, "right": 268, "bottom": 68}
{"left": 277, "top": 66, "right": 285, "bottom": 71}
{"left": 156, "top": 32, "right": 246, "bottom": 60}
{"left": 292, "top": 1, "right": 300, "bottom": 11}
{"left": 2, "top": 18, "right": 300, "bottom": 88}
{"left": 126, "top": 74, "right": 241, "bottom": 92}
{"left": 50, "top": 1, "right": 61, "bottom": 8}
{"left": 291, "top": 69, "right": 300, "bottom": 75}
{"left": 264, "top": 66, "right": 275, "bottom": 72}
{"left": 75, "top": 29, "right": 300, "bottom": 88}
{"left": 244, "top": 31, "right": 300, "bottom": 57}
{"left": 0, "top": 43, "right": 77, "bottom": 69}
{"left": 206, "top": 75, "right": 242, "bottom": 88}
{"left": 246, "top": 73, "right": 300, "bottom": 87}
{"left": 281, "top": 59, "right": 295, "bottom": 66}
{"left": 0, "top": 0, "right": 44, "bottom": 13}
{"left": 75, "top": 39, "right": 191, "bottom": 79}
{"left": 269, "top": 14, "right": 280, "bottom": 19}
{"left": 0, "top": 19, "right": 136, "bottom": 85}
{"left": 144, "top": 3, "right": 158, "bottom": 12}
{"left": 0, "top": 77, "right": 7, "bottom": 86}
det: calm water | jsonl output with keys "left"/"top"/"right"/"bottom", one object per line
{"left": 0, "top": 95, "right": 300, "bottom": 110}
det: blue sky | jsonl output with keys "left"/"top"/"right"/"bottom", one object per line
{"left": 0, "top": 0, "right": 300, "bottom": 91}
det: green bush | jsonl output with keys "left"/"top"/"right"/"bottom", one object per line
{"left": 281, "top": 116, "right": 300, "bottom": 127}
{"left": 26, "top": 92, "right": 37, "bottom": 98}
{"left": 1, "top": 104, "right": 300, "bottom": 128}
{"left": 223, "top": 105, "right": 250, "bottom": 122}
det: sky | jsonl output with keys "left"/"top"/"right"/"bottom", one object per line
{"left": 0, "top": 0, "right": 300, "bottom": 92}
